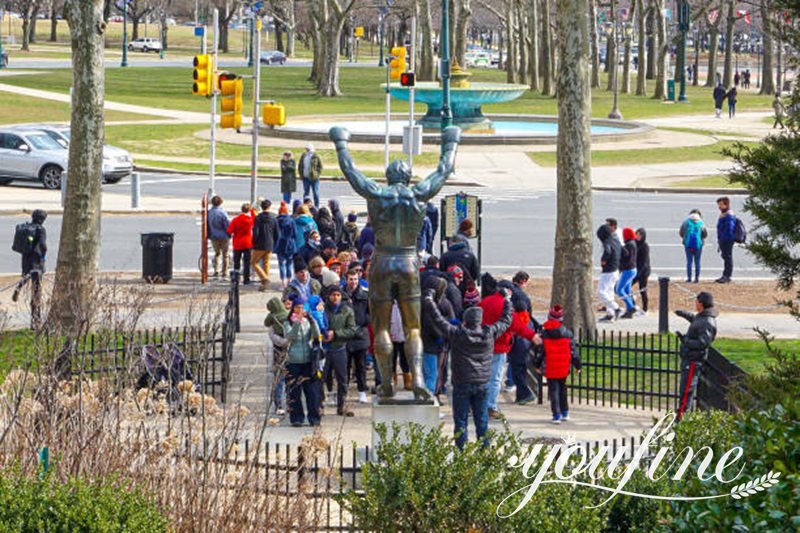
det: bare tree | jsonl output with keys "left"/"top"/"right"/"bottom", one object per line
{"left": 552, "top": 0, "right": 594, "bottom": 334}
{"left": 759, "top": 0, "right": 776, "bottom": 94}
{"left": 113, "top": 0, "right": 153, "bottom": 41}
{"left": 540, "top": 0, "right": 554, "bottom": 95}
{"left": 310, "top": 0, "right": 358, "bottom": 96}
{"left": 722, "top": 0, "right": 735, "bottom": 88}
{"left": 211, "top": 0, "right": 240, "bottom": 53}
{"left": 417, "top": 0, "right": 436, "bottom": 81}
{"left": 12, "top": 0, "right": 40, "bottom": 51}
{"left": 635, "top": 0, "right": 647, "bottom": 94}
{"left": 589, "top": 0, "right": 600, "bottom": 88}
{"left": 528, "top": 0, "right": 540, "bottom": 90}
{"left": 49, "top": 0, "right": 105, "bottom": 337}
{"left": 454, "top": 0, "right": 472, "bottom": 66}
{"left": 652, "top": 0, "right": 667, "bottom": 99}
{"left": 49, "top": 0, "right": 62, "bottom": 42}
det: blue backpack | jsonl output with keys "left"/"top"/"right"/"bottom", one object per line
{"left": 684, "top": 220, "right": 703, "bottom": 250}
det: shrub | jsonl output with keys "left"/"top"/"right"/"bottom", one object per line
{"left": 0, "top": 470, "right": 169, "bottom": 532}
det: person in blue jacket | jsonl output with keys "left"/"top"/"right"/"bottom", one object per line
{"left": 715, "top": 197, "right": 736, "bottom": 283}
{"left": 294, "top": 204, "right": 318, "bottom": 252}
{"left": 275, "top": 201, "right": 298, "bottom": 288}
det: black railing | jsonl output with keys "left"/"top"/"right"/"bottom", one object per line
{"left": 696, "top": 346, "right": 749, "bottom": 412}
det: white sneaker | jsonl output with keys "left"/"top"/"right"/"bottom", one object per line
{"left": 358, "top": 391, "right": 369, "bottom": 404}
{"left": 276, "top": 408, "right": 286, "bottom": 416}
{"left": 504, "top": 385, "right": 516, "bottom": 393}
{"left": 325, "top": 395, "right": 337, "bottom": 407}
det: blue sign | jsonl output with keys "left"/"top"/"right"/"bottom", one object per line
{"left": 194, "top": 26, "right": 204, "bottom": 37}
{"left": 254, "top": 2, "right": 263, "bottom": 9}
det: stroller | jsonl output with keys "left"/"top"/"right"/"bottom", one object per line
{"left": 137, "top": 343, "right": 198, "bottom": 405}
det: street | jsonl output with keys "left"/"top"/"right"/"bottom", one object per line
{"left": 0, "top": 172, "right": 764, "bottom": 279}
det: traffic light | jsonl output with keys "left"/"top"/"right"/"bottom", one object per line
{"left": 218, "top": 72, "right": 243, "bottom": 130}
{"left": 354, "top": 26, "right": 364, "bottom": 38}
{"left": 262, "top": 103, "right": 286, "bottom": 127}
{"left": 192, "top": 54, "right": 214, "bottom": 96}
{"left": 399, "top": 72, "right": 415, "bottom": 87}
{"left": 389, "top": 46, "right": 406, "bottom": 80}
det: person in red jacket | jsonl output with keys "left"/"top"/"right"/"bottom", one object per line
{"left": 537, "top": 305, "right": 582, "bottom": 424}
{"left": 227, "top": 203, "right": 256, "bottom": 285}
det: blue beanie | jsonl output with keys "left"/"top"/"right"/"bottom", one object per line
{"left": 347, "top": 212, "right": 358, "bottom": 222}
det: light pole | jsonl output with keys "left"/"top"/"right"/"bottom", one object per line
{"left": 121, "top": 0, "right": 129, "bottom": 67}
{"left": 378, "top": 10, "right": 386, "bottom": 66}
{"left": 0, "top": 5, "right": 5, "bottom": 70}
{"left": 606, "top": 22, "right": 622, "bottom": 120}
{"left": 677, "top": 0, "right": 689, "bottom": 102}
{"left": 441, "top": 0, "right": 452, "bottom": 133}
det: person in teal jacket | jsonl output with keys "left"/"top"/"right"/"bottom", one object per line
{"left": 284, "top": 296, "right": 322, "bottom": 427}
{"left": 294, "top": 204, "right": 318, "bottom": 252}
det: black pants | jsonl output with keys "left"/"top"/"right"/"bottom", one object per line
{"left": 511, "top": 362, "right": 534, "bottom": 402}
{"left": 347, "top": 348, "right": 368, "bottom": 393}
{"left": 548, "top": 378, "right": 569, "bottom": 416}
{"left": 392, "top": 342, "right": 409, "bottom": 374}
{"left": 637, "top": 271, "right": 650, "bottom": 312}
{"left": 286, "top": 363, "right": 321, "bottom": 425}
{"left": 677, "top": 361, "right": 701, "bottom": 422}
{"left": 324, "top": 347, "right": 348, "bottom": 410}
{"left": 233, "top": 248, "right": 252, "bottom": 283}
{"left": 719, "top": 240, "right": 734, "bottom": 279}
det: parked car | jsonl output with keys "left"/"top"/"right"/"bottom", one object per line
{"left": 128, "top": 37, "right": 163, "bottom": 53}
{"left": 259, "top": 50, "right": 286, "bottom": 65}
{"left": 0, "top": 129, "right": 68, "bottom": 189}
{"left": 13, "top": 124, "right": 133, "bottom": 183}
{"left": 465, "top": 52, "right": 491, "bottom": 68}
{"left": 1, "top": 50, "right": 7, "bottom": 68}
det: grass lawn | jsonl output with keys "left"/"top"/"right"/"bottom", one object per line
{"left": 658, "top": 126, "right": 756, "bottom": 138}
{"left": 664, "top": 175, "right": 736, "bottom": 188}
{"left": 526, "top": 139, "right": 755, "bottom": 167}
{"left": 0, "top": 67, "right": 773, "bottom": 121}
{"left": 0, "top": 92, "right": 160, "bottom": 124}
{"left": 714, "top": 338, "right": 799, "bottom": 375}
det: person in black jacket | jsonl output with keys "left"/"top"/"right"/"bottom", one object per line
{"left": 297, "top": 230, "right": 322, "bottom": 267}
{"left": 315, "top": 206, "right": 337, "bottom": 243}
{"left": 12, "top": 209, "right": 47, "bottom": 324}
{"left": 328, "top": 198, "right": 345, "bottom": 242}
{"left": 597, "top": 224, "right": 622, "bottom": 322}
{"left": 252, "top": 199, "right": 279, "bottom": 291}
{"left": 440, "top": 236, "right": 480, "bottom": 283}
{"left": 421, "top": 276, "right": 455, "bottom": 396}
{"left": 424, "top": 288, "right": 512, "bottom": 450}
{"left": 635, "top": 228, "right": 651, "bottom": 314}
{"left": 425, "top": 202, "right": 439, "bottom": 254}
{"left": 674, "top": 292, "right": 718, "bottom": 421}
{"left": 616, "top": 227, "right": 639, "bottom": 319}
{"left": 343, "top": 270, "right": 371, "bottom": 404}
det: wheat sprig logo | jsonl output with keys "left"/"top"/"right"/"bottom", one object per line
{"left": 730, "top": 471, "right": 782, "bottom": 500}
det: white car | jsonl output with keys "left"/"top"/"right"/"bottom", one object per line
{"left": 0, "top": 129, "right": 69, "bottom": 189}
{"left": 13, "top": 124, "right": 134, "bottom": 184}
{"left": 128, "top": 37, "right": 163, "bottom": 53}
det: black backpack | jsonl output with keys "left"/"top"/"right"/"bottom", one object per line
{"left": 733, "top": 218, "right": 747, "bottom": 244}
{"left": 12, "top": 223, "right": 38, "bottom": 254}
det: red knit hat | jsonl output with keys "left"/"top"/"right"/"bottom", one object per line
{"left": 279, "top": 201, "right": 289, "bottom": 215}
{"left": 548, "top": 304, "right": 564, "bottom": 321}
{"left": 447, "top": 265, "right": 463, "bottom": 277}
{"left": 623, "top": 227, "right": 636, "bottom": 242}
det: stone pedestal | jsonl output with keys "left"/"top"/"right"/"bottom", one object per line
{"left": 371, "top": 391, "right": 440, "bottom": 453}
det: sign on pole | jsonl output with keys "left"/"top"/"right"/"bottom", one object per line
{"left": 440, "top": 192, "right": 483, "bottom": 274}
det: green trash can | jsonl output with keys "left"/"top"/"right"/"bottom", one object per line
{"left": 667, "top": 80, "right": 676, "bottom": 101}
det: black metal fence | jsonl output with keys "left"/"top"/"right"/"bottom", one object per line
{"left": 696, "top": 346, "right": 749, "bottom": 412}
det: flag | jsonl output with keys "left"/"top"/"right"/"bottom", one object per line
{"left": 708, "top": 9, "right": 719, "bottom": 25}
{"left": 737, "top": 9, "right": 751, "bottom": 24}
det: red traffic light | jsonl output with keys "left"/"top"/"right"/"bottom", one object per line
{"left": 399, "top": 72, "right": 415, "bottom": 87}
{"left": 217, "top": 71, "right": 237, "bottom": 88}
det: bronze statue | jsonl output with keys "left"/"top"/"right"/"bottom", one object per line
{"left": 330, "top": 126, "right": 461, "bottom": 402}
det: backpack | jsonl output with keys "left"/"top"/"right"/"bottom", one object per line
{"left": 733, "top": 218, "right": 747, "bottom": 244}
{"left": 683, "top": 220, "right": 703, "bottom": 250}
{"left": 12, "top": 223, "right": 38, "bottom": 255}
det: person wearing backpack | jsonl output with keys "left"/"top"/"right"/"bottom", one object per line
{"left": 679, "top": 209, "right": 708, "bottom": 283}
{"left": 12, "top": 209, "right": 48, "bottom": 308}
{"left": 715, "top": 197, "right": 738, "bottom": 283}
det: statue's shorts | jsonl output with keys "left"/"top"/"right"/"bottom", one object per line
{"left": 369, "top": 249, "right": 421, "bottom": 303}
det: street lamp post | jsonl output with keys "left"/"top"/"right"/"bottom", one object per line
{"left": 606, "top": 22, "right": 622, "bottom": 120}
{"left": 121, "top": 0, "right": 129, "bottom": 67}
{"left": 677, "top": 0, "right": 689, "bottom": 102}
{"left": 247, "top": 14, "right": 254, "bottom": 67}
{"left": 0, "top": 5, "right": 5, "bottom": 70}
{"left": 441, "top": 0, "right": 452, "bottom": 134}
{"left": 378, "top": 10, "right": 386, "bottom": 66}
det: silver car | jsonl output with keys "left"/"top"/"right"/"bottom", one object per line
{"left": 14, "top": 124, "right": 134, "bottom": 183}
{"left": 0, "top": 129, "right": 68, "bottom": 189}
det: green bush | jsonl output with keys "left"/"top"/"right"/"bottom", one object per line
{"left": 0, "top": 470, "right": 169, "bottom": 532}
{"left": 340, "top": 423, "right": 609, "bottom": 533}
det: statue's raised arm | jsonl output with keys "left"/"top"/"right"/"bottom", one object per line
{"left": 329, "top": 127, "right": 382, "bottom": 199}
{"left": 412, "top": 126, "right": 461, "bottom": 202}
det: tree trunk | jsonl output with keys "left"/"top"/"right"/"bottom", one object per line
{"left": 50, "top": 1, "right": 59, "bottom": 42}
{"left": 705, "top": 27, "right": 719, "bottom": 87}
{"left": 50, "top": 0, "right": 105, "bottom": 337}
{"left": 286, "top": 0, "right": 296, "bottom": 57}
{"left": 553, "top": 0, "right": 594, "bottom": 335}
{"left": 653, "top": 0, "right": 666, "bottom": 99}
{"left": 692, "top": 25, "right": 700, "bottom": 86}
{"left": 131, "top": 17, "right": 140, "bottom": 41}
{"left": 528, "top": 0, "right": 539, "bottom": 91}
{"left": 722, "top": 0, "right": 734, "bottom": 88}
{"left": 645, "top": 5, "right": 655, "bottom": 79}
{"left": 758, "top": 0, "right": 774, "bottom": 94}
{"left": 622, "top": 33, "right": 631, "bottom": 93}
{"left": 540, "top": 0, "right": 553, "bottom": 95}
{"left": 776, "top": 34, "right": 783, "bottom": 91}
{"left": 517, "top": 1, "right": 528, "bottom": 85}
{"left": 589, "top": 0, "right": 600, "bottom": 88}
{"left": 308, "top": 22, "right": 321, "bottom": 83}
{"left": 217, "top": 9, "right": 230, "bottom": 53}
{"left": 418, "top": 0, "right": 435, "bottom": 81}
{"left": 454, "top": 0, "right": 470, "bottom": 67}
{"left": 606, "top": 0, "right": 616, "bottom": 90}
{"left": 506, "top": 1, "right": 517, "bottom": 83}
{"left": 29, "top": 3, "right": 40, "bottom": 44}
{"left": 635, "top": 0, "right": 647, "bottom": 95}
{"left": 276, "top": 24, "right": 284, "bottom": 51}
{"left": 315, "top": 2, "right": 353, "bottom": 97}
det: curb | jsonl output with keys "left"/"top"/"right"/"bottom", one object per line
{"left": 592, "top": 186, "right": 749, "bottom": 195}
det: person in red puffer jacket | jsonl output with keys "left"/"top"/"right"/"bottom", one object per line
{"left": 227, "top": 203, "right": 256, "bottom": 285}
{"left": 537, "top": 305, "right": 582, "bottom": 424}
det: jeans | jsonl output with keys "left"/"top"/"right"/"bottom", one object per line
{"left": 302, "top": 178, "right": 320, "bottom": 207}
{"left": 487, "top": 352, "right": 506, "bottom": 411}
{"left": 452, "top": 383, "right": 489, "bottom": 450}
{"left": 728, "top": 103, "right": 736, "bottom": 118}
{"left": 347, "top": 348, "right": 368, "bottom": 393}
{"left": 505, "top": 362, "right": 515, "bottom": 387}
{"left": 283, "top": 192, "right": 292, "bottom": 203}
{"left": 616, "top": 268, "right": 638, "bottom": 311}
{"left": 422, "top": 352, "right": 439, "bottom": 394}
{"left": 676, "top": 361, "right": 702, "bottom": 421}
{"left": 548, "top": 378, "right": 569, "bottom": 417}
{"left": 286, "top": 363, "right": 321, "bottom": 426}
{"left": 511, "top": 362, "right": 534, "bottom": 402}
{"left": 278, "top": 254, "right": 294, "bottom": 280}
{"left": 719, "top": 240, "right": 734, "bottom": 279}
{"left": 598, "top": 271, "right": 620, "bottom": 312}
{"left": 685, "top": 247, "right": 702, "bottom": 282}
{"left": 233, "top": 248, "right": 252, "bottom": 283}
{"left": 324, "top": 346, "right": 348, "bottom": 410}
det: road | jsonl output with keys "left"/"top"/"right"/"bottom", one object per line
{"left": 0, "top": 172, "right": 766, "bottom": 280}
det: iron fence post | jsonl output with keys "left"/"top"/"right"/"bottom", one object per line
{"left": 658, "top": 277, "right": 670, "bottom": 334}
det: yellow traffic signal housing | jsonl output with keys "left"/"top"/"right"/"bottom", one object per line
{"left": 262, "top": 103, "right": 286, "bottom": 127}
{"left": 389, "top": 46, "right": 407, "bottom": 80}
{"left": 219, "top": 75, "right": 243, "bottom": 129}
{"left": 354, "top": 26, "right": 364, "bottom": 38}
{"left": 192, "top": 54, "right": 214, "bottom": 96}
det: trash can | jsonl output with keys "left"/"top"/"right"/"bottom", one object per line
{"left": 667, "top": 79, "right": 676, "bottom": 101}
{"left": 141, "top": 232, "right": 174, "bottom": 283}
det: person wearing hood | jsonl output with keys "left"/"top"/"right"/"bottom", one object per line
{"left": 283, "top": 259, "right": 322, "bottom": 302}
{"left": 206, "top": 195, "right": 231, "bottom": 279}
{"left": 252, "top": 199, "right": 279, "bottom": 291}
{"left": 356, "top": 219, "right": 375, "bottom": 257}
{"left": 284, "top": 296, "right": 323, "bottom": 427}
{"left": 339, "top": 212, "right": 360, "bottom": 252}
{"left": 320, "top": 238, "right": 338, "bottom": 264}
{"left": 328, "top": 198, "right": 345, "bottom": 242}
{"left": 264, "top": 295, "right": 292, "bottom": 416}
{"left": 674, "top": 292, "right": 719, "bottom": 421}
{"left": 293, "top": 205, "right": 318, "bottom": 252}
{"left": 11, "top": 209, "right": 48, "bottom": 312}
{"left": 537, "top": 305, "right": 581, "bottom": 424}
{"left": 425, "top": 202, "right": 439, "bottom": 254}
{"left": 420, "top": 276, "right": 456, "bottom": 395}
{"left": 713, "top": 84, "right": 727, "bottom": 118}
{"left": 597, "top": 223, "right": 622, "bottom": 322}
{"left": 679, "top": 209, "right": 708, "bottom": 283}
{"left": 615, "top": 227, "right": 639, "bottom": 319}
{"left": 309, "top": 256, "right": 340, "bottom": 288}
{"left": 635, "top": 228, "right": 651, "bottom": 314}
{"left": 456, "top": 219, "right": 475, "bottom": 251}
{"left": 275, "top": 202, "right": 298, "bottom": 289}
{"left": 343, "top": 270, "right": 371, "bottom": 404}
{"left": 280, "top": 151, "right": 297, "bottom": 203}
{"left": 440, "top": 235, "right": 479, "bottom": 283}
{"left": 315, "top": 206, "right": 337, "bottom": 243}
{"left": 298, "top": 143, "right": 322, "bottom": 207}
{"left": 227, "top": 203, "right": 257, "bottom": 285}
{"left": 323, "top": 285, "right": 358, "bottom": 417}
{"left": 424, "top": 288, "right": 513, "bottom": 450}
{"left": 298, "top": 230, "right": 322, "bottom": 267}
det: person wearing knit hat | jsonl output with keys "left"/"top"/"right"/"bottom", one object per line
{"left": 463, "top": 281, "right": 480, "bottom": 308}
{"left": 280, "top": 151, "right": 297, "bottom": 204}
{"left": 283, "top": 257, "right": 322, "bottom": 302}
{"left": 539, "top": 304, "right": 581, "bottom": 424}
{"left": 347, "top": 212, "right": 358, "bottom": 223}
{"left": 321, "top": 238, "right": 338, "bottom": 263}
{"left": 615, "top": 227, "right": 639, "bottom": 319}
{"left": 673, "top": 291, "right": 719, "bottom": 422}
